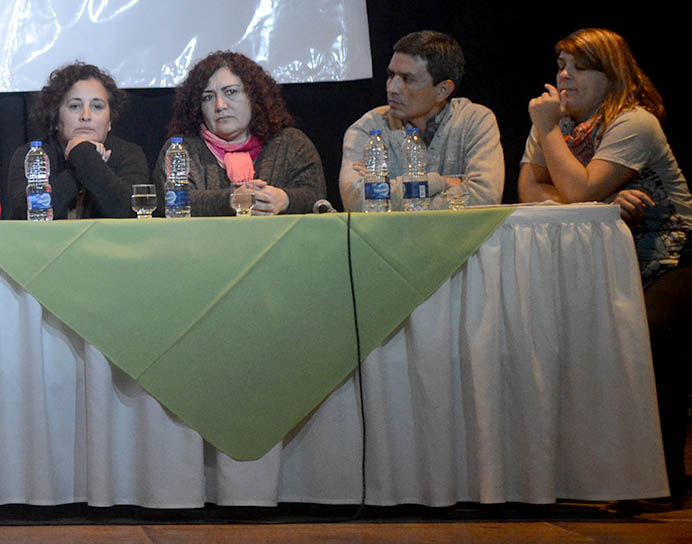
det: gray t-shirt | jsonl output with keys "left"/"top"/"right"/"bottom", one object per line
{"left": 522, "top": 107, "right": 692, "bottom": 287}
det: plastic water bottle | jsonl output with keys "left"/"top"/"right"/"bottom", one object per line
{"left": 363, "top": 130, "right": 390, "bottom": 213}
{"left": 24, "top": 141, "right": 53, "bottom": 221}
{"left": 402, "top": 128, "right": 430, "bottom": 211}
{"left": 164, "top": 137, "right": 191, "bottom": 218}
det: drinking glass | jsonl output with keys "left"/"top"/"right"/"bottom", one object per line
{"left": 444, "top": 184, "right": 470, "bottom": 210}
{"left": 131, "top": 184, "right": 157, "bottom": 218}
{"left": 231, "top": 190, "right": 256, "bottom": 217}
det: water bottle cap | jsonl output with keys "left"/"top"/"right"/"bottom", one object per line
{"left": 171, "top": 136, "right": 183, "bottom": 143}
{"left": 29, "top": 140, "right": 43, "bottom": 147}
{"left": 406, "top": 128, "right": 419, "bottom": 135}
{"left": 369, "top": 129, "right": 382, "bottom": 136}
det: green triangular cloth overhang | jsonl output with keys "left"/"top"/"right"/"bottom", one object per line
{"left": 0, "top": 208, "right": 514, "bottom": 460}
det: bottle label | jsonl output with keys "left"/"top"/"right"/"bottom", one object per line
{"left": 364, "top": 180, "right": 390, "bottom": 200}
{"left": 166, "top": 189, "right": 190, "bottom": 207}
{"left": 27, "top": 192, "right": 52, "bottom": 210}
{"left": 403, "top": 180, "right": 428, "bottom": 199}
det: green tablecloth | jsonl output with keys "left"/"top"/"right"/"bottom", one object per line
{"left": 0, "top": 209, "right": 514, "bottom": 460}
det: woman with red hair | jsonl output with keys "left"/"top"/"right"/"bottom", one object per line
{"left": 519, "top": 28, "right": 692, "bottom": 505}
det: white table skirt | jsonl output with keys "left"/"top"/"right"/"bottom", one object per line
{"left": 0, "top": 205, "right": 669, "bottom": 507}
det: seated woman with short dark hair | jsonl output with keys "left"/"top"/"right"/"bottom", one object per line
{"left": 2, "top": 62, "right": 149, "bottom": 219}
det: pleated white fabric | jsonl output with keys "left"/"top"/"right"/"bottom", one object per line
{"left": 0, "top": 205, "right": 669, "bottom": 507}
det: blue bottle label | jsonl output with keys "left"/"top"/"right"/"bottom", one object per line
{"left": 28, "top": 193, "right": 52, "bottom": 210}
{"left": 364, "top": 180, "right": 390, "bottom": 200}
{"left": 166, "top": 189, "right": 190, "bottom": 207}
{"left": 403, "top": 180, "right": 428, "bottom": 199}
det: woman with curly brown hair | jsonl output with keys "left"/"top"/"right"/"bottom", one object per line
{"left": 2, "top": 62, "right": 149, "bottom": 219}
{"left": 153, "top": 51, "right": 326, "bottom": 216}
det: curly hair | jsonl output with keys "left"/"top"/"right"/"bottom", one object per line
{"left": 169, "top": 51, "right": 292, "bottom": 142}
{"left": 556, "top": 28, "right": 664, "bottom": 130}
{"left": 30, "top": 61, "right": 126, "bottom": 134}
{"left": 393, "top": 30, "right": 465, "bottom": 94}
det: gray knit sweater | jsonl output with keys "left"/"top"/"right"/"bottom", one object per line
{"left": 339, "top": 98, "right": 505, "bottom": 211}
{"left": 152, "top": 128, "right": 326, "bottom": 216}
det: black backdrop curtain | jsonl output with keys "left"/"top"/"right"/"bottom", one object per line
{"left": 1, "top": 1, "right": 688, "bottom": 213}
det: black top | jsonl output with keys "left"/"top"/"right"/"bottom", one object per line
{"left": 3, "top": 133, "right": 149, "bottom": 219}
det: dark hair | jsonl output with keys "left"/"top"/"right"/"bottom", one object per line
{"left": 30, "top": 61, "right": 126, "bottom": 133}
{"left": 556, "top": 28, "right": 664, "bottom": 128}
{"left": 393, "top": 30, "right": 465, "bottom": 92}
{"left": 168, "top": 51, "right": 292, "bottom": 142}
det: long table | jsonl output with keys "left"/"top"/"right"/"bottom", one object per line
{"left": 0, "top": 205, "right": 669, "bottom": 507}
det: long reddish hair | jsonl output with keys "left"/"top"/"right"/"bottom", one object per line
{"left": 556, "top": 28, "right": 664, "bottom": 129}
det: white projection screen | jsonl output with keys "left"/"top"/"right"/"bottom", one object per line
{"left": 0, "top": 0, "right": 372, "bottom": 92}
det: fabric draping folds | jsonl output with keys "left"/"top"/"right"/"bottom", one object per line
{"left": 0, "top": 204, "right": 668, "bottom": 507}
{"left": 0, "top": 209, "right": 513, "bottom": 460}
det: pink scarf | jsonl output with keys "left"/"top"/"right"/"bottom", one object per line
{"left": 200, "top": 125, "right": 263, "bottom": 184}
